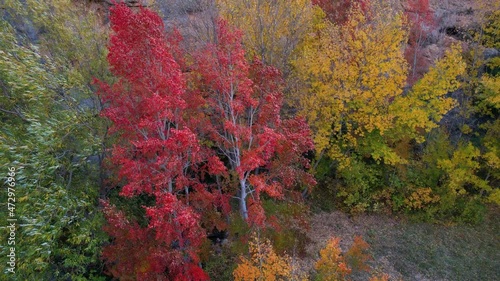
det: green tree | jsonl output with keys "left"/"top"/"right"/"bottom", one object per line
{"left": 0, "top": 0, "right": 109, "bottom": 278}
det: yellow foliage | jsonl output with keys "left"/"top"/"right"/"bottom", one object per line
{"left": 488, "top": 189, "right": 500, "bottom": 205}
{"left": 216, "top": 0, "right": 313, "bottom": 73}
{"left": 295, "top": 2, "right": 466, "bottom": 169}
{"left": 295, "top": 3, "right": 408, "bottom": 167}
{"left": 233, "top": 234, "right": 293, "bottom": 281}
{"left": 480, "top": 74, "right": 500, "bottom": 109}
{"left": 438, "top": 142, "right": 491, "bottom": 197}
{"left": 314, "top": 237, "right": 352, "bottom": 281}
{"left": 482, "top": 10, "right": 500, "bottom": 49}
{"left": 404, "top": 187, "right": 440, "bottom": 210}
{"left": 392, "top": 45, "right": 466, "bottom": 142}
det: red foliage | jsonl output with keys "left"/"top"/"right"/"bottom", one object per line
{"left": 96, "top": 4, "right": 210, "bottom": 279}
{"left": 96, "top": 4, "right": 316, "bottom": 279}
{"left": 192, "top": 20, "right": 316, "bottom": 225}
{"left": 404, "top": 0, "right": 436, "bottom": 84}
{"left": 101, "top": 201, "right": 209, "bottom": 280}
{"left": 312, "top": 0, "right": 369, "bottom": 25}
{"left": 101, "top": 202, "right": 154, "bottom": 280}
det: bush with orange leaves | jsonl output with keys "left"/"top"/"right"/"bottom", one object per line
{"left": 314, "top": 236, "right": 387, "bottom": 281}
{"left": 314, "top": 237, "right": 352, "bottom": 281}
{"left": 233, "top": 234, "right": 293, "bottom": 281}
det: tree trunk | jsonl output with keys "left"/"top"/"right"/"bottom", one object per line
{"left": 239, "top": 179, "right": 248, "bottom": 220}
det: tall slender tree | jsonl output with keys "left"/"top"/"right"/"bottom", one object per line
{"left": 95, "top": 4, "right": 211, "bottom": 280}
{"left": 192, "top": 20, "right": 315, "bottom": 223}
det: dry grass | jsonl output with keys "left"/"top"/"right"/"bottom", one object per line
{"left": 302, "top": 207, "right": 500, "bottom": 281}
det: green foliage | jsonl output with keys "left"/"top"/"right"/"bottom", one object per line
{"left": 396, "top": 129, "right": 494, "bottom": 223}
{"left": 262, "top": 200, "right": 311, "bottom": 256}
{"left": 203, "top": 245, "right": 237, "bottom": 281}
{"left": 0, "top": 0, "right": 109, "bottom": 278}
{"left": 227, "top": 213, "right": 252, "bottom": 255}
{"left": 338, "top": 158, "right": 384, "bottom": 213}
{"left": 482, "top": 10, "right": 500, "bottom": 49}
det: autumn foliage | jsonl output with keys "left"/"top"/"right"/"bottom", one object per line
{"left": 191, "top": 20, "right": 315, "bottom": 224}
{"left": 315, "top": 237, "right": 352, "bottom": 280}
{"left": 295, "top": 0, "right": 467, "bottom": 213}
{"left": 315, "top": 236, "right": 384, "bottom": 281}
{"left": 95, "top": 4, "right": 210, "bottom": 280}
{"left": 2, "top": 0, "right": 499, "bottom": 279}
{"left": 233, "top": 234, "right": 293, "bottom": 281}
{"left": 96, "top": 3, "right": 314, "bottom": 279}
{"left": 404, "top": 0, "right": 436, "bottom": 84}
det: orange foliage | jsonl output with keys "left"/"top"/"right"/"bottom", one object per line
{"left": 315, "top": 237, "right": 352, "bottom": 280}
{"left": 369, "top": 273, "right": 390, "bottom": 281}
{"left": 233, "top": 234, "right": 292, "bottom": 281}
{"left": 315, "top": 235, "right": 384, "bottom": 280}
{"left": 345, "top": 236, "right": 372, "bottom": 272}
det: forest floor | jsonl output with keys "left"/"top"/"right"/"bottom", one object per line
{"left": 302, "top": 206, "right": 500, "bottom": 281}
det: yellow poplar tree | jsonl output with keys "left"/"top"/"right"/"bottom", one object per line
{"left": 390, "top": 45, "right": 466, "bottom": 143}
{"left": 216, "top": 0, "right": 313, "bottom": 75}
{"left": 296, "top": 3, "right": 408, "bottom": 167}
{"left": 295, "top": 2, "right": 466, "bottom": 168}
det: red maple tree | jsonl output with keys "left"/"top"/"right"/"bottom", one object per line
{"left": 96, "top": 4, "right": 315, "bottom": 279}
{"left": 95, "top": 4, "right": 211, "bottom": 280}
{"left": 191, "top": 20, "right": 316, "bottom": 225}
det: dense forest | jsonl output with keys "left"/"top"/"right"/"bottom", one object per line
{"left": 0, "top": 0, "right": 499, "bottom": 280}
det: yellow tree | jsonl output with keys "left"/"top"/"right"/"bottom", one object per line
{"left": 390, "top": 45, "right": 466, "bottom": 144}
{"left": 216, "top": 0, "right": 313, "bottom": 77}
{"left": 472, "top": 8, "right": 500, "bottom": 206}
{"left": 296, "top": 2, "right": 408, "bottom": 167}
{"left": 233, "top": 234, "right": 293, "bottom": 281}
{"left": 294, "top": 2, "right": 466, "bottom": 212}
{"left": 296, "top": 3, "right": 466, "bottom": 167}
{"left": 425, "top": 6, "right": 500, "bottom": 214}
